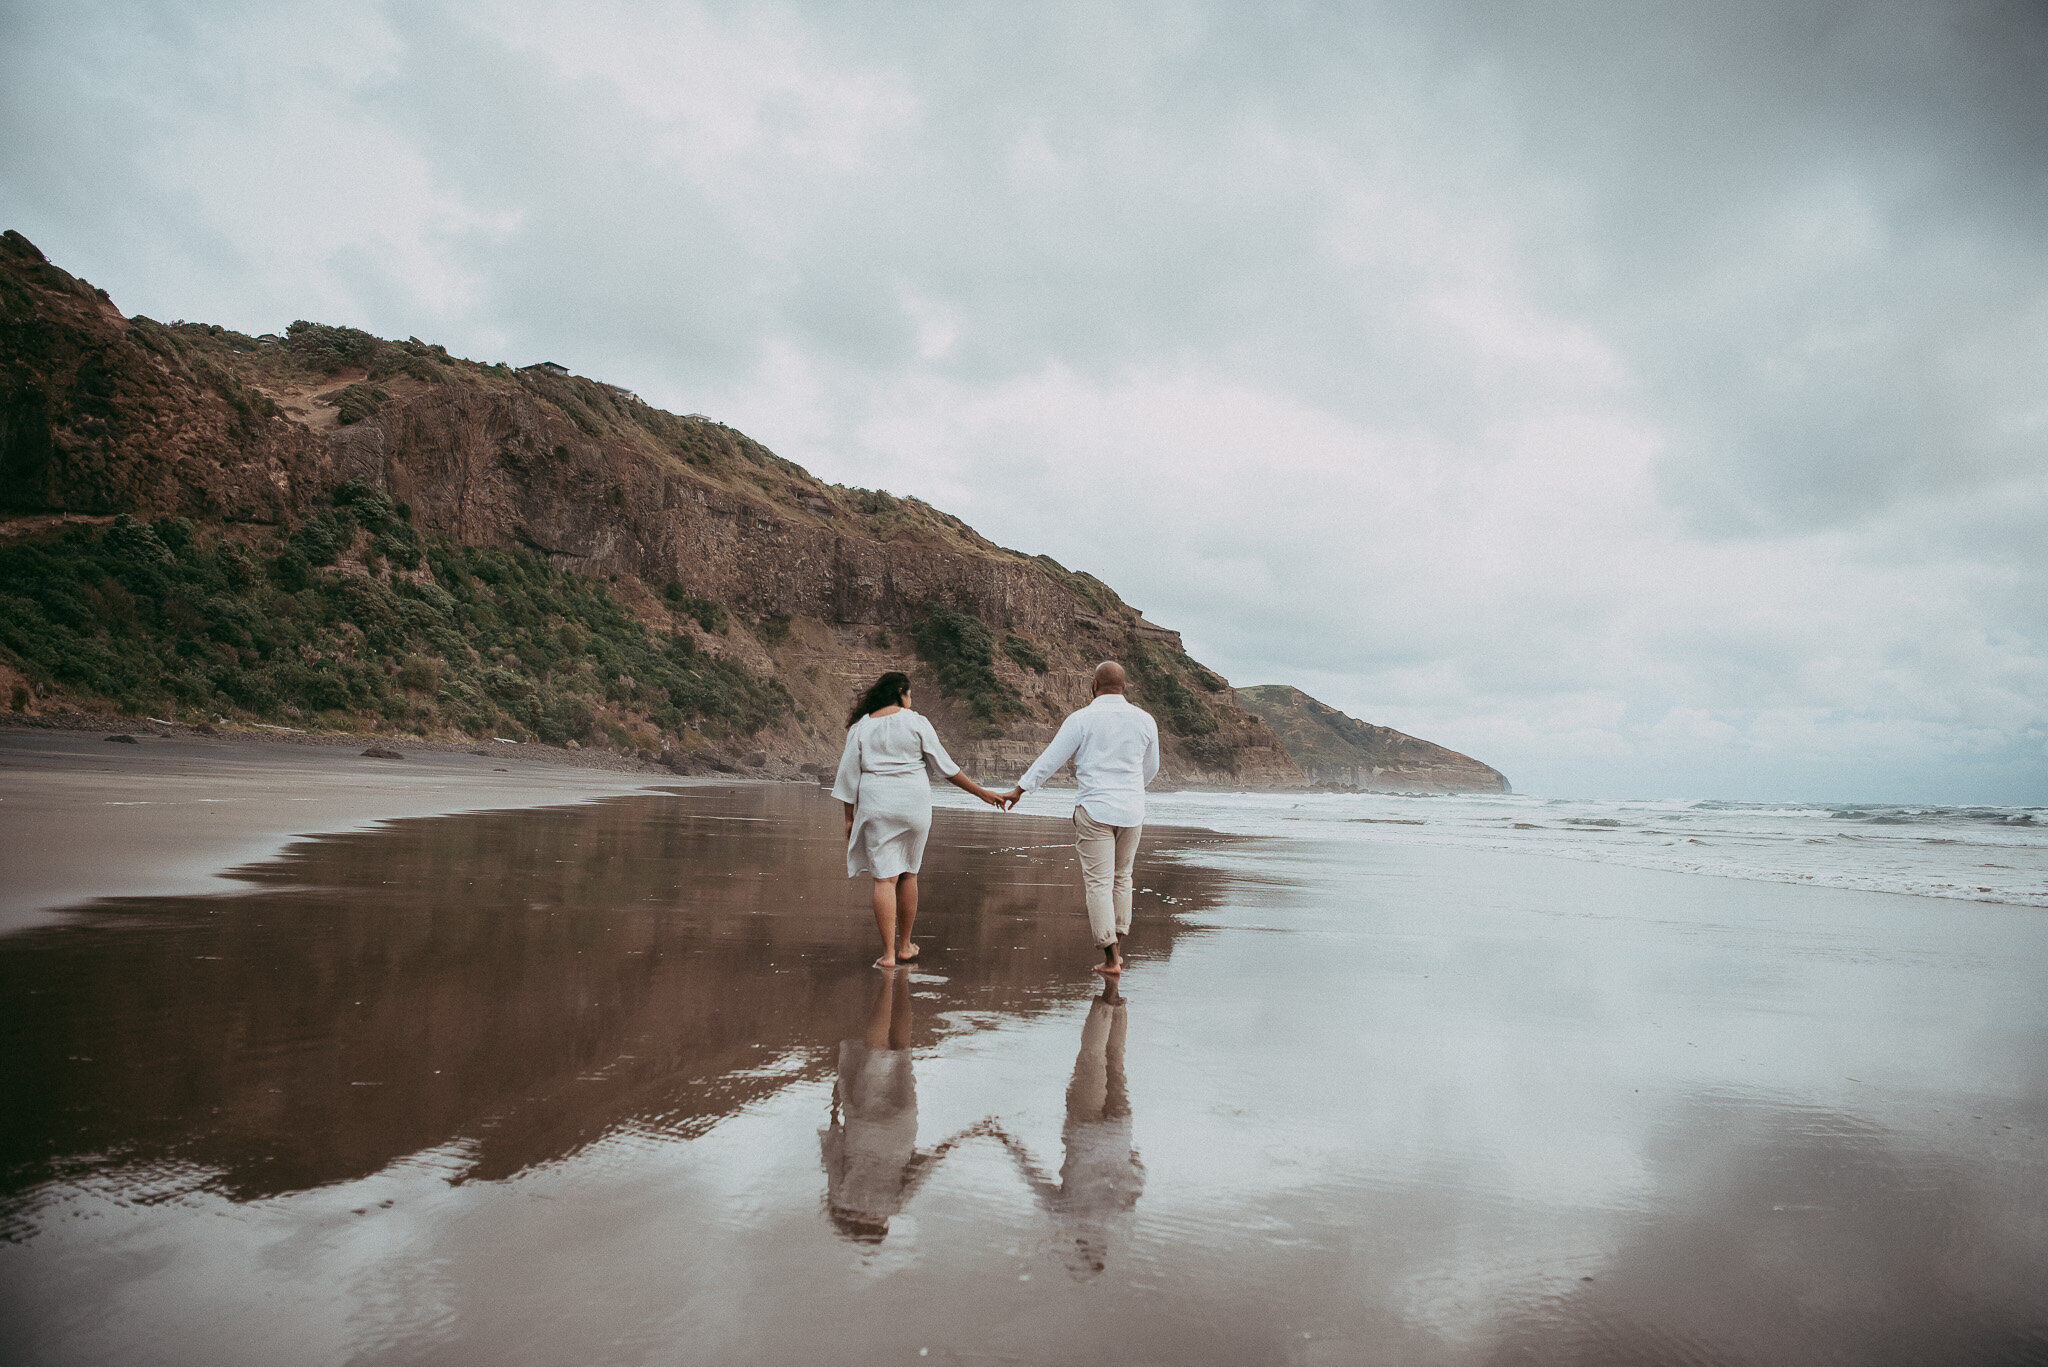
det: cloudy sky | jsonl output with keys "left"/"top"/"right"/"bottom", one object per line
{"left": 4, "top": 0, "right": 2045, "bottom": 802}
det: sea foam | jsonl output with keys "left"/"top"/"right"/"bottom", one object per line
{"left": 939, "top": 787, "right": 2048, "bottom": 909}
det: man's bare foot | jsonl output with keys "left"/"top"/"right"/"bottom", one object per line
{"left": 1091, "top": 949, "right": 1123, "bottom": 976}
{"left": 896, "top": 943, "right": 920, "bottom": 962}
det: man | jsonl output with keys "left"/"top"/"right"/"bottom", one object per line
{"left": 1001, "top": 661, "right": 1160, "bottom": 976}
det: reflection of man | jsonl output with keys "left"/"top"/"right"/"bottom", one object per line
{"left": 1056, "top": 982, "right": 1144, "bottom": 1277}
{"left": 1001, "top": 661, "right": 1161, "bottom": 976}
{"left": 998, "top": 983, "right": 1146, "bottom": 1280}
{"left": 820, "top": 969, "right": 920, "bottom": 1242}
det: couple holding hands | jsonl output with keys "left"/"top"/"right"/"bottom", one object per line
{"left": 832, "top": 661, "right": 1160, "bottom": 974}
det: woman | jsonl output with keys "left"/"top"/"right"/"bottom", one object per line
{"left": 832, "top": 671, "right": 1003, "bottom": 967}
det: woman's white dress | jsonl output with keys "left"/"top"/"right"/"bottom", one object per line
{"left": 820, "top": 1038, "right": 917, "bottom": 1232}
{"left": 831, "top": 710, "right": 959, "bottom": 879}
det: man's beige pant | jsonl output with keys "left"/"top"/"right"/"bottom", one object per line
{"left": 1073, "top": 806, "right": 1141, "bottom": 948}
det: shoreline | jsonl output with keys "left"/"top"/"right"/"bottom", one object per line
{"left": 0, "top": 725, "right": 1234, "bottom": 937}
{"left": 0, "top": 729, "right": 718, "bottom": 932}
{"left": 0, "top": 711, "right": 1511, "bottom": 802}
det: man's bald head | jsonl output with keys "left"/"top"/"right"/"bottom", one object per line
{"left": 1092, "top": 661, "right": 1127, "bottom": 695}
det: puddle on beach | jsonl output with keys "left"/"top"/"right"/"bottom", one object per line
{"left": 2, "top": 784, "right": 2045, "bottom": 1365}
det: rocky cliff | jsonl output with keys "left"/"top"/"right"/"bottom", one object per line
{"left": 1235, "top": 685, "right": 1509, "bottom": 793}
{"left": 1, "top": 230, "right": 1301, "bottom": 784}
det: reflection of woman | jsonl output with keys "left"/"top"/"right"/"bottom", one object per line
{"left": 820, "top": 968, "right": 950, "bottom": 1243}
{"left": 821, "top": 969, "right": 916, "bottom": 1240}
{"left": 833, "top": 672, "right": 1004, "bottom": 967}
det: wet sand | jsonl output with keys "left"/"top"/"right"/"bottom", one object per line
{"left": 1, "top": 783, "right": 2044, "bottom": 1365}
{"left": 0, "top": 730, "right": 683, "bottom": 932}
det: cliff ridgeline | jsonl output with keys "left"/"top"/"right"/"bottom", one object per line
{"left": 0, "top": 229, "right": 1505, "bottom": 792}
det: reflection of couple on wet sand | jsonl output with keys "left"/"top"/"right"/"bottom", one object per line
{"left": 833, "top": 661, "right": 1161, "bottom": 973}
{"left": 821, "top": 969, "right": 1143, "bottom": 1278}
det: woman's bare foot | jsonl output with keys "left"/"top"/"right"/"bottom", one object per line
{"left": 874, "top": 956, "right": 898, "bottom": 969}
{"left": 896, "top": 942, "right": 920, "bottom": 962}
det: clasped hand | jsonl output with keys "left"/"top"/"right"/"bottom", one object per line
{"left": 975, "top": 785, "right": 1025, "bottom": 811}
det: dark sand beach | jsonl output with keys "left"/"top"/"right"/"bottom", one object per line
{"left": 0, "top": 731, "right": 681, "bottom": 932}
{"left": 2, "top": 765, "right": 2045, "bottom": 1365}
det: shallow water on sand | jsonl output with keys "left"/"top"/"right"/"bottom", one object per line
{"left": 2, "top": 784, "right": 2045, "bottom": 1365}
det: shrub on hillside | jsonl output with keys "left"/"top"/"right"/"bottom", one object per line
{"left": 333, "top": 383, "right": 389, "bottom": 425}
{"left": 1180, "top": 733, "right": 1236, "bottom": 772}
{"left": 0, "top": 496, "right": 788, "bottom": 743}
{"left": 663, "top": 583, "right": 728, "bottom": 633}
{"left": 289, "top": 509, "right": 357, "bottom": 566}
{"left": 1002, "top": 633, "right": 1049, "bottom": 674}
{"left": 102, "top": 515, "right": 175, "bottom": 571}
{"left": 1127, "top": 639, "right": 1217, "bottom": 738}
{"left": 286, "top": 320, "right": 380, "bottom": 374}
{"left": 327, "top": 480, "right": 422, "bottom": 568}
{"left": 913, "top": 600, "right": 1023, "bottom": 735}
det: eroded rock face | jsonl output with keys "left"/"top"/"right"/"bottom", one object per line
{"left": 1235, "top": 685, "right": 1510, "bottom": 794}
{"left": 0, "top": 231, "right": 323, "bottom": 523}
{"left": 0, "top": 231, "right": 1377, "bottom": 789}
{"left": 322, "top": 385, "right": 1104, "bottom": 640}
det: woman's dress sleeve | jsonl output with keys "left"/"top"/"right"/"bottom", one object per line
{"left": 917, "top": 716, "right": 962, "bottom": 779}
{"left": 831, "top": 724, "right": 863, "bottom": 804}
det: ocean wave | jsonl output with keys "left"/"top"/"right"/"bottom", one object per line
{"left": 1118, "top": 790, "right": 2048, "bottom": 910}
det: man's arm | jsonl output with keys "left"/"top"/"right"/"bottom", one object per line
{"left": 1141, "top": 718, "right": 1159, "bottom": 786}
{"left": 1004, "top": 713, "right": 1085, "bottom": 807}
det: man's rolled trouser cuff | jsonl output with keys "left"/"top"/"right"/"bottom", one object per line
{"left": 1073, "top": 807, "right": 1141, "bottom": 947}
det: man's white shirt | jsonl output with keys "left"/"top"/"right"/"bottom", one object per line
{"left": 1017, "top": 693, "right": 1160, "bottom": 827}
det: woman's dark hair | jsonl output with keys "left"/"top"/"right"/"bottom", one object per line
{"left": 847, "top": 671, "right": 911, "bottom": 728}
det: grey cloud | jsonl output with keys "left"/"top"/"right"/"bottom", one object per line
{"left": 1412, "top": 0, "right": 2048, "bottom": 533}
{"left": 2, "top": 0, "right": 2043, "bottom": 799}
{"left": 378, "top": 2, "right": 1518, "bottom": 423}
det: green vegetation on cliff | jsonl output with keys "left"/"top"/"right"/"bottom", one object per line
{"left": 1112, "top": 639, "right": 1241, "bottom": 771}
{"left": 1126, "top": 639, "right": 1218, "bottom": 739}
{"left": 912, "top": 600, "right": 1024, "bottom": 736}
{"left": 1001, "top": 632, "right": 1049, "bottom": 674}
{"left": 0, "top": 495, "right": 787, "bottom": 745}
